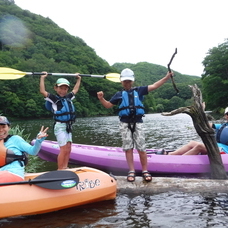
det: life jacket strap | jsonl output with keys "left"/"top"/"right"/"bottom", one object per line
{"left": 128, "top": 122, "right": 136, "bottom": 134}
{"left": 118, "top": 105, "right": 145, "bottom": 111}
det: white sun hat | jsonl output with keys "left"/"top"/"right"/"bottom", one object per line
{"left": 120, "top": 68, "right": 135, "bottom": 81}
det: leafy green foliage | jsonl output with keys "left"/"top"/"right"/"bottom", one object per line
{"left": 202, "top": 39, "right": 228, "bottom": 112}
{"left": 9, "top": 124, "right": 30, "bottom": 141}
{"left": 0, "top": 0, "right": 202, "bottom": 119}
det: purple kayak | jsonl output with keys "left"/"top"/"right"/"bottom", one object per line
{"left": 32, "top": 140, "right": 228, "bottom": 174}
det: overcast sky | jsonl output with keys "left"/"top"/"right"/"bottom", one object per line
{"left": 14, "top": 0, "right": 228, "bottom": 76}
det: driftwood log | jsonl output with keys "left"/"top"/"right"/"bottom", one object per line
{"left": 162, "top": 84, "right": 227, "bottom": 179}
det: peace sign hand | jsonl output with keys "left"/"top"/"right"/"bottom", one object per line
{"left": 37, "top": 126, "right": 49, "bottom": 139}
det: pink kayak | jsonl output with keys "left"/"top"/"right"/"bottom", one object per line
{"left": 32, "top": 140, "right": 228, "bottom": 174}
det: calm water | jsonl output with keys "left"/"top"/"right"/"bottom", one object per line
{"left": 12, "top": 113, "right": 201, "bottom": 149}
{"left": 1, "top": 113, "right": 228, "bottom": 228}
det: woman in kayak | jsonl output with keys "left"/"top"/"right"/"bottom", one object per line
{"left": 0, "top": 116, "right": 48, "bottom": 183}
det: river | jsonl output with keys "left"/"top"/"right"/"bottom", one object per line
{"left": 1, "top": 113, "right": 228, "bottom": 228}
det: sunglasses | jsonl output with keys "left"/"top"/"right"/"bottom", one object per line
{"left": 225, "top": 113, "right": 228, "bottom": 115}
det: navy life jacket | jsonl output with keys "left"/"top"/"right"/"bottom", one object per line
{"left": 118, "top": 88, "right": 145, "bottom": 120}
{"left": 45, "top": 96, "right": 76, "bottom": 123}
{"left": 216, "top": 123, "right": 228, "bottom": 145}
{"left": 0, "top": 135, "right": 28, "bottom": 168}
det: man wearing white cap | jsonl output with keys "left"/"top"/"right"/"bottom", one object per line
{"left": 97, "top": 68, "right": 172, "bottom": 182}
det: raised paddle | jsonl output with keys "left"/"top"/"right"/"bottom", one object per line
{"left": 0, "top": 67, "right": 120, "bottom": 83}
{"left": 0, "top": 170, "right": 80, "bottom": 190}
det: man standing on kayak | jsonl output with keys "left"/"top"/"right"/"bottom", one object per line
{"left": 40, "top": 72, "right": 81, "bottom": 170}
{"left": 97, "top": 68, "right": 173, "bottom": 182}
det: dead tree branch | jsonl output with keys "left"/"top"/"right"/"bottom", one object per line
{"left": 162, "top": 84, "right": 227, "bottom": 179}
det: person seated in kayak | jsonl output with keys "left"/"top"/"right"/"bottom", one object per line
{"left": 97, "top": 68, "right": 173, "bottom": 182}
{"left": 0, "top": 116, "right": 48, "bottom": 183}
{"left": 161, "top": 107, "right": 228, "bottom": 155}
{"left": 40, "top": 72, "right": 81, "bottom": 170}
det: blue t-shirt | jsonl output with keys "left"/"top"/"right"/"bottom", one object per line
{"left": 214, "top": 123, "right": 228, "bottom": 154}
{"left": 0, "top": 135, "right": 45, "bottom": 178}
{"left": 109, "top": 86, "right": 148, "bottom": 123}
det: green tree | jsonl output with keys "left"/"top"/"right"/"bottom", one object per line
{"left": 2, "top": 91, "right": 24, "bottom": 116}
{"left": 25, "top": 99, "right": 39, "bottom": 117}
{"left": 0, "top": 0, "right": 204, "bottom": 119}
{"left": 143, "top": 93, "right": 157, "bottom": 113}
{"left": 156, "top": 104, "right": 164, "bottom": 113}
{"left": 202, "top": 39, "right": 228, "bottom": 111}
{"left": 166, "top": 96, "right": 185, "bottom": 111}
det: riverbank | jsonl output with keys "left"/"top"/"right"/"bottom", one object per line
{"left": 116, "top": 176, "right": 228, "bottom": 194}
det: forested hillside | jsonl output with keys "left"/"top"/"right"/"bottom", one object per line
{"left": 0, "top": 0, "right": 201, "bottom": 119}
{"left": 202, "top": 39, "right": 228, "bottom": 113}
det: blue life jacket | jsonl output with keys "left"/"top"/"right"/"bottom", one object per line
{"left": 216, "top": 123, "right": 228, "bottom": 145}
{"left": 45, "top": 101, "right": 53, "bottom": 112}
{"left": 118, "top": 89, "right": 145, "bottom": 119}
{"left": 45, "top": 96, "right": 76, "bottom": 123}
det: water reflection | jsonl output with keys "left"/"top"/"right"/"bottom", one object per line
{"left": 1, "top": 192, "right": 228, "bottom": 228}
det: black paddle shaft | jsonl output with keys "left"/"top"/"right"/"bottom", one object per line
{"left": 31, "top": 72, "right": 105, "bottom": 78}
{"left": 0, "top": 170, "right": 80, "bottom": 190}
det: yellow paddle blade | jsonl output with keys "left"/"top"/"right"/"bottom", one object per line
{"left": 105, "top": 73, "right": 120, "bottom": 83}
{"left": 0, "top": 67, "right": 27, "bottom": 80}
